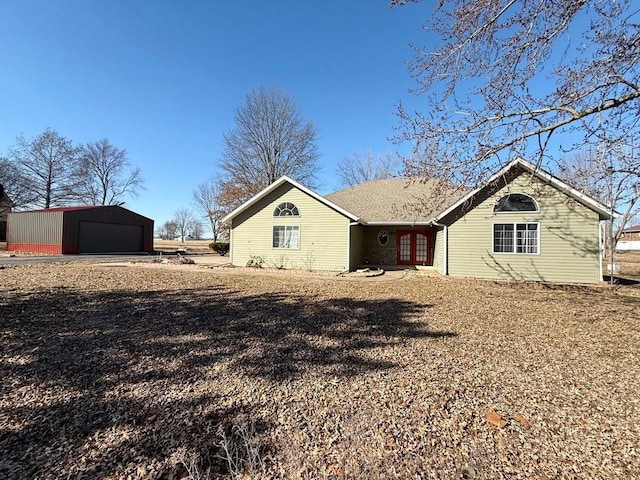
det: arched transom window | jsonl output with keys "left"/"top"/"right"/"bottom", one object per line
{"left": 274, "top": 202, "right": 299, "bottom": 216}
{"left": 494, "top": 193, "right": 539, "bottom": 213}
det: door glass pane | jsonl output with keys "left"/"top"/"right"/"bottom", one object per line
{"left": 416, "top": 234, "right": 428, "bottom": 262}
{"left": 400, "top": 234, "right": 411, "bottom": 261}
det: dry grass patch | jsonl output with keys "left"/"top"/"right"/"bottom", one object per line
{"left": 154, "top": 239, "right": 214, "bottom": 254}
{"left": 1, "top": 264, "right": 639, "bottom": 479}
{"left": 612, "top": 250, "right": 640, "bottom": 280}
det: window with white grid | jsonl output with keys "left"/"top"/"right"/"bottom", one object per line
{"left": 494, "top": 223, "right": 538, "bottom": 254}
{"left": 272, "top": 225, "right": 300, "bottom": 249}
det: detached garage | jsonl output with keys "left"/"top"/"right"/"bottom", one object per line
{"left": 7, "top": 206, "right": 154, "bottom": 254}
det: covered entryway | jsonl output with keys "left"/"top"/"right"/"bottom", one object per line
{"left": 397, "top": 229, "right": 433, "bottom": 266}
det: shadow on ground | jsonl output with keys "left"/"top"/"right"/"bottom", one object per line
{"left": 1, "top": 283, "right": 455, "bottom": 478}
{"left": 602, "top": 274, "right": 640, "bottom": 286}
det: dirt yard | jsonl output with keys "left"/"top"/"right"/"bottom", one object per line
{"left": 1, "top": 262, "right": 639, "bottom": 479}
{"left": 611, "top": 250, "right": 640, "bottom": 280}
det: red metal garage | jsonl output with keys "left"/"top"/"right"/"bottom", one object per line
{"left": 7, "top": 205, "right": 154, "bottom": 254}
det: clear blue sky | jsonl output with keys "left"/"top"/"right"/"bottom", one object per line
{"left": 0, "top": 1, "right": 431, "bottom": 226}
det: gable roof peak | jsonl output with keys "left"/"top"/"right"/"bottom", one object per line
{"left": 221, "top": 176, "right": 359, "bottom": 224}
{"left": 435, "top": 157, "right": 615, "bottom": 221}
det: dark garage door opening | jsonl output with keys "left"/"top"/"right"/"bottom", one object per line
{"left": 78, "top": 221, "right": 144, "bottom": 253}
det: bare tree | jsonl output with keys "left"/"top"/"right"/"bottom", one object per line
{"left": 392, "top": 0, "right": 640, "bottom": 187}
{"left": 8, "top": 129, "right": 80, "bottom": 208}
{"left": 156, "top": 220, "right": 179, "bottom": 241}
{"left": 216, "top": 181, "right": 250, "bottom": 215}
{"left": 192, "top": 177, "right": 227, "bottom": 241}
{"left": 219, "top": 86, "right": 319, "bottom": 205}
{"left": 77, "top": 139, "right": 144, "bottom": 205}
{"left": 190, "top": 220, "right": 205, "bottom": 240}
{"left": 336, "top": 151, "right": 400, "bottom": 187}
{"left": 173, "top": 208, "right": 196, "bottom": 243}
{"left": 559, "top": 142, "right": 640, "bottom": 258}
{"left": 0, "top": 157, "right": 32, "bottom": 210}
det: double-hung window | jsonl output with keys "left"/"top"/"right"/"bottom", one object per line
{"left": 273, "top": 225, "right": 300, "bottom": 249}
{"left": 494, "top": 223, "right": 538, "bottom": 254}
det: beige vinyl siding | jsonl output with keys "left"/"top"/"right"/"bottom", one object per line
{"left": 445, "top": 173, "right": 602, "bottom": 283}
{"left": 349, "top": 225, "right": 364, "bottom": 270}
{"left": 432, "top": 228, "right": 445, "bottom": 274}
{"left": 231, "top": 183, "right": 351, "bottom": 271}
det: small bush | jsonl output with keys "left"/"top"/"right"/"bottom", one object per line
{"left": 216, "top": 417, "right": 266, "bottom": 478}
{"left": 246, "top": 255, "right": 264, "bottom": 268}
{"left": 209, "top": 242, "right": 229, "bottom": 256}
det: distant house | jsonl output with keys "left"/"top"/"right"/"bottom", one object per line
{"left": 222, "top": 158, "right": 613, "bottom": 284}
{"left": 7, "top": 205, "right": 154, "bottom": 254}
{"left": 0, "top": 184, "right": 15, "bottom": 242}
{"left": 617, "top": 224, "right": 640, "bottom": 251}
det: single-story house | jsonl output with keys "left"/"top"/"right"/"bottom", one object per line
{"left": 222, "top": 158, "right": 613, "bottom": 284}
{"left": 0, "top": 184, "right": 15, "bottom": 242}
{"left": 7, "top": 205, "right": 154, "bottom": 254}
{"left": 617, "top": 224, "right": 640, "bottom": 251}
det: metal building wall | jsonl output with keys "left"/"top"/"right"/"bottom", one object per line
{"left": 6, "top": 206, "right": 154, "bottom": 254}
{"left": 63, "top": 206, "right": 154, "bottom": 253}
{"left": 6, "top": 211, "right": 64, "bottom": 253}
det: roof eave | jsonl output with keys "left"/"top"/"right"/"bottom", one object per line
{"left": 363, "top": 221, "right": 434, "bottom": 226}
{"left": 435, "top": 157, "right": 615, "bottom": 221}
{"left": 513, "top": 158, "right": 616, "bottom": 219}
{"left": 221, "top": 176, "right": 360, "bottom": 224}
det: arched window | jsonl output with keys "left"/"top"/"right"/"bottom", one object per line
{"left": 274, "top": 202, "right": 299, "bottom": 216}
{"left": 494, "top": 193, "right": 539, "bottom": 212}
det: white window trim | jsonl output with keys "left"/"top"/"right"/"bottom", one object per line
{"left": 492, "top": 222, "right": 540, "bottom": 255}
{"left": 272, "top": 225, "right": 301, "bottom": 250}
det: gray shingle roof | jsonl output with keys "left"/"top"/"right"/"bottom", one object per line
{"left": 325, "top": 177, "right": 465, "bottom": 224}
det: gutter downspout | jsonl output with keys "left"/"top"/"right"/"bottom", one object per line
{"left": 431, "top": 220, "right": 448, "bottom": 276}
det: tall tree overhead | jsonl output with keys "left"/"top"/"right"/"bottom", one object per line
{"left": 77, "top": 139, "right": 144, "bottom": 206}
{"left": 8, "top": 128, "right": 80, "bottom": 209}
{"left": 219, "top": 86, "right": 319, "bottom": 204}
{"left": 392, "top": 0, "right": 640, "bottom": 186}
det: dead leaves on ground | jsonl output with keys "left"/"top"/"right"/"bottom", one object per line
{"left": 1, "top": 263, "right": 639, "bottom": 479}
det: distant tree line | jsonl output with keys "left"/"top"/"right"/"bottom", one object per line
{"left": 0, "top": 128, "right": 143, "bottom": 210}
{"left": 155, "top": 211, "right": 206, "bottom": 242}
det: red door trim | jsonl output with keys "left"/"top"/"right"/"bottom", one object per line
{"left": 396, "top": 229, "right": 432, "bottom": 266}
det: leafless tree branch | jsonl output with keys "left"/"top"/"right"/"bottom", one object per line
{"left": 218, "top": 86, "right": 320, "bottom": 206}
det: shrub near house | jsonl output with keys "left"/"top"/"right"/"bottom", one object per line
{"left": 210, "top": 242, "right": 230, "bottom": 256}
